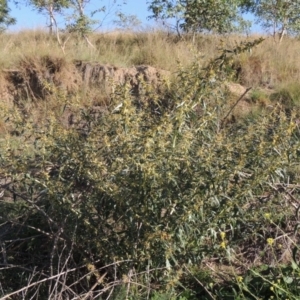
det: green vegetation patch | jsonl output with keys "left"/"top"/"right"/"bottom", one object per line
{"left": 1, "top": 39, "right": 300, "bottom": 299}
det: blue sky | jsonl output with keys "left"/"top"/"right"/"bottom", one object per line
{"left": 9, "top": 0, "right": 260, "bottom": 32}
{"left": 10, "top": 0, "right": 153, "bottom": 31}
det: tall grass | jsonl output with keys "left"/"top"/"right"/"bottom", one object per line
{"left": 0, "top": 29, "right": 300, "bottom": 89}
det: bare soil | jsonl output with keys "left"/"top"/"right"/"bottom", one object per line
{"left": 0, "top": 56, "right": 169, "bottom": 105}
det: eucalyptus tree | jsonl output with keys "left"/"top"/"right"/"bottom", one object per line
{"left": 147, "top": 0, "right": 250, "bottom": 36}
{"left": 13, "top": 0, "right": 68, "bottom": 35}
{"left": 113, "top": 12, "right": 141, "bottom": 30}
{"left": 65, "top": 0, "right": 126, "bottom": 47}
{"left": 65, "top": 0, "right": 95, "bottom": 36}
{"left": 242, "top": 0, "right": 300, "bottom": 43}
{"left": 0, "top": 0, "right": 15, "bottom": 31}
{"left": 26, "top": 0, "right": 115, "bottom": 50}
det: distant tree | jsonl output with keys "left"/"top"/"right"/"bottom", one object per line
{"left": 64, "top": 0, "right": 107, "bottom": 49}
{"left": 147, "top": 0, "right": 184, "bottom": 36}
{"left": 0, "top": 0, "right": 15, "bottom": 31}
{"left": 28, "top": 0, "right": 69, "bottom": 34}
{"left": 147, "top": 0, "right": 250, "bottom": 36}
{"left": 113, "top": 12, "right": 141, "bottom": 30}
{"left": 24, "top": 0, "right": 127, "bottom": 50}
{"left": 66, "top": 0, "right": 94, "bottom": 36}
{"left": 242, "top": 0, "right": 300, "bottom": 43}
{"left": 19, "top": 0, "right": 71, "bottom": 54}
{"left": 26, "top": 0, "right": 104, "bottom": 50}
{"left": 65, "top": 0, "right": 128, "bottom": 47}
{"left": 182, "top": 0, "right": 247, "bottom": 33}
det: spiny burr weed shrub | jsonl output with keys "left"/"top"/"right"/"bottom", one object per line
{"left": 1, "top": 38, "right": 300, "bottom": 299}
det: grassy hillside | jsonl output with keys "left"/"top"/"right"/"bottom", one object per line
{"left": 0, "top": 30, "right": 299, "bottom": 82}
{"left": 1, "top": 29, "right": 300, "bottom": 111}
{"left": 0, "top": 30, "right": 300, "bottom": 299}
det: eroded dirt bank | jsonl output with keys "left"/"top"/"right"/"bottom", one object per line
{"left": 0, "top": 56, "right": 170, "bottom": 104}
{"left": 0, "top": 56, "right": 262, "bottom": 132}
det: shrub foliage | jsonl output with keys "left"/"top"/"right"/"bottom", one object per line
{"left": 1, "top": 39, "right": 300, "bottom": 299}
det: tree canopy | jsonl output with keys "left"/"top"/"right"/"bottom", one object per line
{"left": 28, "top": 0, "right": 70, "bottom": 34}
{"left": 243, "top": 0, "right": 300, "bottom": 43}
{"left": 147, "top": 0, "right": 250, "bottom": 34}
{"left": 0, "top": 0, "right": 15, "bottom": 31}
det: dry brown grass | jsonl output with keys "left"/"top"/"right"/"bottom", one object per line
{"left": 0, "top": 29, "right": 193, "bottom": 71}
{"left": 0, "top": 29, "right": 299, "bottom": 86}
{"left": 0, "top": 29, "right": 300, "bottom": 126}
{"left": 0, "top": 30, "right": 300, "bottom": 87}
{"left": 235, "top": 36, "right": 300, "bottom": 88}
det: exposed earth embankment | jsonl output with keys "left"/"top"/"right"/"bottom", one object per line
{"left": 1, "top": 56, "right": 169, "bottom": 104}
